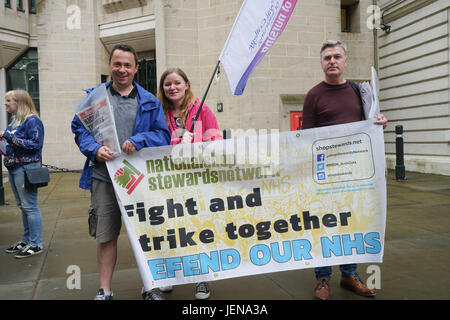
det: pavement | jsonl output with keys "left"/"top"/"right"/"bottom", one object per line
{"left": 0, "top": 169, "right": 449, "bottom": 300}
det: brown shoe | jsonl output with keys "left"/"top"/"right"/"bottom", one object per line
{"left": 340, "top": 273, "right": 376, "bottom": 297}
{"left": 313, "top": 277, "right": 331, "bottom": 300}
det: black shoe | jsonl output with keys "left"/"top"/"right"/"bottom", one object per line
{"left": 142, "top": 288, "right": 164, "bottom": 300}
{"left": 195, "top": 282, "right": 211, "bottom": 300}
{"left": 5, "top": 241, "right": 27, "bottom": 253}
{"left": 15, "top": 244, "right": 42, "bottom": 259}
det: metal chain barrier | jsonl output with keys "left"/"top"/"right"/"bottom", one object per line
{"left": 42, "top": 163, "right": 81, "bottom": 173}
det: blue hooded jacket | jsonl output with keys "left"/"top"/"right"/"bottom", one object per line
{"left": 2, "top": 115, "right": 44, "bottom": 170}
{"left": 71, "top": 81, "right": 170, "bottom": 190}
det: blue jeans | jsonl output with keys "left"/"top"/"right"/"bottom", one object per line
{"left": 315, "top": 264, "right": 357, "bottom": 279}
{"left": 8, "top": 162, "right": 43, "bottom": 249}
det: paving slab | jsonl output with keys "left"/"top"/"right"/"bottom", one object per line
{"left": 0, "top": 169, "right": 449, "bottom": 302}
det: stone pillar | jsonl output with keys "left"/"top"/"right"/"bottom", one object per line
{"left": 0, "top": 68, "right": 5, "bottom": 176}
{"left": 0, "top": 68, "right": 6, "bottom": 130}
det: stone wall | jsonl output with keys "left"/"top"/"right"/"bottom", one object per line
{"left": 28, "top": 0, "right": 375, "bottom": 170}
{"left": 377, "top": 0, "right": 450, "bottom": 175}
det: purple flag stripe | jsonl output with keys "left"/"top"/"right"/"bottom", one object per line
{"left": 234, "top": 0, "right": 297, "bottom": 95}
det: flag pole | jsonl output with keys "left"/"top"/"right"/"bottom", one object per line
{"left": 189, "top": 60, "right": 221, "bottom": 133}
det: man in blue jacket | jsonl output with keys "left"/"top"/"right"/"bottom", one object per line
{"left": 72, "top": 44, "right": 170, "bottom": 300}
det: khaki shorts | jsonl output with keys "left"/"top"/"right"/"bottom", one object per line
{"left": 88, "top": 178, "right": 122, "bottom": 243}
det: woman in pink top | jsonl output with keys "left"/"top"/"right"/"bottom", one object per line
{"left": 157, "top": 68, "right": 222, "bottom": 299}
{"left": 158, "top": 68, "right": 222, "bottom": 145}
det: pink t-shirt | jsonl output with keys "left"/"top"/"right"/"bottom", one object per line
{"left": 167, "top": 98, "right": 223, "bottom": 145}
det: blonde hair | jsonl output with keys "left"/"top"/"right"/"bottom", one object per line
{"left": 5, "top": 89, "right": 39, "bottom": 128}
{"left": 157, "top": 68, "right": 195, "bottom": 128}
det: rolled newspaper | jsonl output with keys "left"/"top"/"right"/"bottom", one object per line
{"left": 72, "top": 84, "right": 121, "bottom": 157}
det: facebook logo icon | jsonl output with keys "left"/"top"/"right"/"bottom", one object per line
{"left": 317, "top": 154, "right": 325, "bottom": 162}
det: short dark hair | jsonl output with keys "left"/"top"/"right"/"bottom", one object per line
{"left": 109, "top": 44, "right": 139, "bottom": 66}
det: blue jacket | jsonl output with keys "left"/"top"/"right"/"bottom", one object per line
{"left": 71, "top": 81, "right": 170, "bottom": 190}
{"left": 2, "top": 115, "right": 44, "bottom": 170}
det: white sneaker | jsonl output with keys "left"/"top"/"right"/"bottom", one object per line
{"left": 94, "top": 288, "right": 114, "bottom": 300}
{"left": 159, "top": 285, "right": 173, "bottom": 292}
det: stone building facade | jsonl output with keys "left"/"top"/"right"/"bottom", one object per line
{"left": 4, "top": 0, "right": 447, "bottom": 176}
{"left": 377, "top": 0, "right": 450, "bottom": 175}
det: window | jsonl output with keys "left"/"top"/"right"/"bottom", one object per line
{"left": 29, "top": 0, "right": 36, "bottom": 14}
{"left": 17, "top": 0, "right": 24, "bottom": 11}
{"left": 5, "top": 0, "right": 11, "bottom": 8}
{"left": 340, "top": 0, "right": 360, "bottom": 33}
{"left": 6, "top": 49, "right": 41, "bottom": 116}
{"left": 341, "top": 6, "right": 351, "bottom": 32}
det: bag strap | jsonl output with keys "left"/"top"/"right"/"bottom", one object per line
{"left": 20, "top": 156, "right": 43, "bottom": 168}
{"left": 348, "top": 81, "right": 365, "bottom": 120}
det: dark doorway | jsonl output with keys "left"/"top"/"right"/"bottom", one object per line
{"left": 135, "top": 59, "right": 157, "bottom": 95}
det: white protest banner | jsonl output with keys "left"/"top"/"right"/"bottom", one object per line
{"left": 219, "top": 0, "right": 298, "bottom": 95}
{"left": 107, "top": 120, "right": 386, "bottom": 290}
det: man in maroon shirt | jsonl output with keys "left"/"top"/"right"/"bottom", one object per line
{"left": 303, "top": 40, "right": 387, "bottom": 300}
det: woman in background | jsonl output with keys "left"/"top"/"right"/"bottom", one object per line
{"left": 1, "top": 89, "right": 45, "bottom": 259}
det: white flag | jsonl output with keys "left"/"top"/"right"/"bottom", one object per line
{"left": 219, "top": 0, "right": 298, "bottom": 95}
{"left": 370, "top": 66, "right": 380, "bottom": 119}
